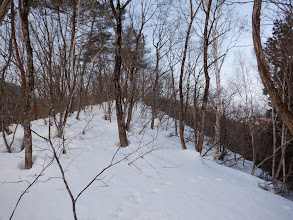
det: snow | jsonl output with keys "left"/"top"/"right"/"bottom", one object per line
{"left": 1, "top": 104, "right": 293, "bottom": 220}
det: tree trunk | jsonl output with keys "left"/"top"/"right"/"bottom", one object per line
{"left": 125, "top": 84, "right": 135, "bottom": 130}
{"left": 282, "top": 126, "right": 287, "bottom": 186}
{"left": 171, "top": 68, "right": 178, "bottom": 136}
{"left": 125, "top": 25, "right": 144, "bottom": 131}
{"left": 272, "top": 108, "right": 277, "bottom": 180}
{"left": 178, "top": 0, "right": 196, "bottom": 150}
{"left": 212, "top": 25, "right": 221, "bottom": 160}
{"left": 273, "top": 123, "right": 288, "bottom": 183}
{"left": 110, "top": 0, "right": 129, "bottom": 147}
{"left": 20, "top": 0, "right": 34, "bottom": 169}
{"left": 250, "top": 127, "right": 256, "bottom": 173}
{"left": 151, "top": 49, "right": 159, "bottom": 130}
{"left": 125, "top": 56, "right": 139, "bottom": 130}
{"left": 193, "top": 83, "right": 198, "bottom": 147}
{"left": 196, "top": 0, "right": 212, "bottom": 154}
{"left": 252, "top": 0, "right": 293, "bottom": 135}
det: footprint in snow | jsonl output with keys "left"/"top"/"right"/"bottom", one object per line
{"left": 132, "top": 192, "right": 142, "bottom": 204}
{"left": 216, "top": 178, "right": 223, "bottom": 182}
{"left": 282, "top": 205, "right": 291, "bottom": 210}
{"left": 197, "top": 176, "right": 204, "bottom": 179}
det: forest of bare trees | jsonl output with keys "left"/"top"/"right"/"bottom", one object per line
{"left": 1, "top": 0, "right": 293, "bottom": 199}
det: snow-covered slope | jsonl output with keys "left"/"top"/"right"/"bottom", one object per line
{"left": 0, "top": 104, "right": 293, "bottom": 220}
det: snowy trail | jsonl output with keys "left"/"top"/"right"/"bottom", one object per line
{"left": 1, "top": 105, "right": 293, "bottom": 220}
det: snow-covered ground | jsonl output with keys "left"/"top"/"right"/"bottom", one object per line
{"left": 1, "top": 104, "right": 293, "bottom": 220}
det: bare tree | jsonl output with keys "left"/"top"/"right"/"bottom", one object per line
{"left": 210, "top": 1, "right": 243, "bottom": 160}
{"left": 232, "top": 51, "right": 260, "bottom": 171}
{"left": 196, "top": 0, "right": 212, "bottom": 154}
{"left": 0, "top": 9, "right": 13, "bottom": 152}
{"left": 150, "top": 4, "right": 170, "bottom": 130}
{"left": 212, "top": 25, "right": 221, "bottom": 160}
{"left": 252, "top": 0, "right": 293, "bottom": 135}
{"left": 167, "top": 47, "right": 180, "bottom": 136}
{"left": 124, "top": 0, "right": 153, "bottom": 131}
{"left": 178, "top": 0, "right": 201, "bottom": 150}
{"left": 106, "top": 0, "right": 132, "bottom": 147}
{"left": 20, "top": 0, "right": 35, "bottom": 169}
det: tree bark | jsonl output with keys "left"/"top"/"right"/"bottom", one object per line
{"left": 252, "top": 0, "right": 293, "bottom": 135}
{"left": 193, "top": 82, "right": 198, "bottom": 147}
{"left": 196, "top": 0, "right": 212, "bottom": 154}
{"left": 171, "top": 67, "right": 178, "bottom": 136}
{"left": 151, "top": 48, "right": 159, "bottom": 130}
{"left": 211, "top": 24, "right": 221, "bottom": 160}
{"left": 178, "top": 0, "right": 197, "bottom": 150}
{"left": 114, "top": 8, "right": 128, "bottom": 147}
{"left": 108, "top": 0, "right": 130, "bottom": 147}
{"left": 272, "top": 108, "right": 276, "bottom": 180}
{"left": 250, "top": 127, "right": 256, "bottom": 172}
{"left": 20, "top": 0, "right": 34, "bottom": 169}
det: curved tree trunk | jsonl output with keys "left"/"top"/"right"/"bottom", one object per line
{"left": 178, "top": 0, "right": 199, "bottom": 150}
{"left": 196, "top": 0, "right": 212, "bottom": 154}
{"left": 252, "top": 0, "right": 293, "bottom": 135}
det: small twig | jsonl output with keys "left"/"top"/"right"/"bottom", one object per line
{"left": 202, "top": 145, "right": 214, "bottom": 157}
{"left": 9, "top": 158, "right": 54, "bottom": 220}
